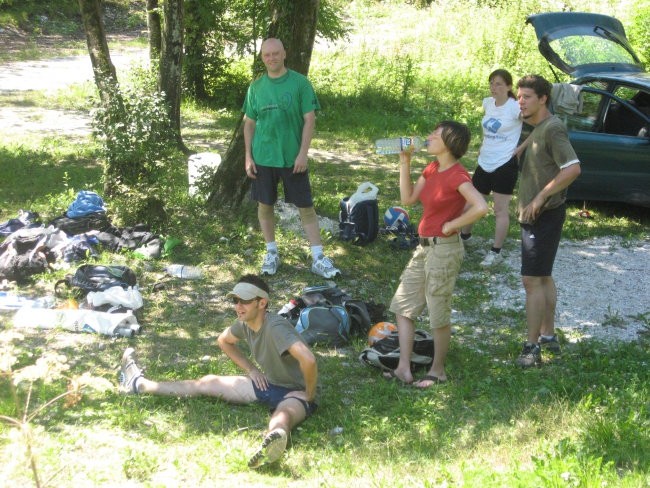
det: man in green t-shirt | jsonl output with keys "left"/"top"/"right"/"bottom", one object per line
{"left": 119, "top": 275, "right": 318, "bottom": 468}
{"left": 515, "top": 75, "right": 581, "bottom": 368}
{"left": 242, "top": 37, "right": 340, "bottom": 279}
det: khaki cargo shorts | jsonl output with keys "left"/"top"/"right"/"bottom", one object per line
{"left": 389, "top": 238, "right": 464, "bottom": 329}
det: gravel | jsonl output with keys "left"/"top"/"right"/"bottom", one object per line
{"left": 461, "top": 235, "right": 649, "bottom": 343}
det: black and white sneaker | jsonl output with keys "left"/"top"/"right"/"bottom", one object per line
{"left": 539, "top": 334, "right": 561, "bottom": 353}
{"left": 515, "top": 342, "right": 542, "bottom": 368}
{"left": 248, "top": 428, "right": 288, "bottom": 468}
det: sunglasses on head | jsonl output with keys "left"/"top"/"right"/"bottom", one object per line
{"left": 231, "top": 297, "right": 260, "bottom": 305}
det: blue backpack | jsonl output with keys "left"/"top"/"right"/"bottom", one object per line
{"left": 294, "top": 305, "right": 350, "bottom": 347}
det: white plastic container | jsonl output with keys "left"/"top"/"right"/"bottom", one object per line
{"left": 188, "top": 152, "right": 221, "bottom": 197}
{"left": 166, "top": 264, "right": 203, "bottom": 279}
{"left": 346, "top": 182, "right": 379, "bottom": 213}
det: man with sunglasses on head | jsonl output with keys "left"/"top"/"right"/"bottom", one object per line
{"left": 118, "top": 274, "right": 318, "bottom": 468}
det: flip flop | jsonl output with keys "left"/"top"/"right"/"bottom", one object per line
{"left": 382, "top": 370, "right": 412, "bottom": 384}
{"left": 413, "top": 375, "right": 446, "bottom": 389}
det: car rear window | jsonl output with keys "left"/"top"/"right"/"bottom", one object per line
{"left": 549, "top": 35, "right": 638, "bottom": 68}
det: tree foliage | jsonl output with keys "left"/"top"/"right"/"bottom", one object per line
{"left": 182, "top": 0, "right": 349, "bottom": 104}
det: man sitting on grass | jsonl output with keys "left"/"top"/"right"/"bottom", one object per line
{"left": 119, "top": 274, "right": 318, "bottom": 468}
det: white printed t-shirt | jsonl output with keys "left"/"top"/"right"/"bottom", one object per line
{"left": 477, "top": 97, "right": 522, "bottom": 172}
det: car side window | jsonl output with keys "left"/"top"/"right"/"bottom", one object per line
{"left": 564, "top": 87, "right": 650, "bottom": 138}
{"left": 564, "top": 90, "right": 601, "bottom": 132}
{"left": 605, "top": 87, "right": 650, "bottom": 137}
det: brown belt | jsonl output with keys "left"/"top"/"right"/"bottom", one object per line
{"left": 419, "top": 235, "right": 460, "bottom": 246}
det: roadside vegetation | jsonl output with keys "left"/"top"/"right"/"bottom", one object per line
{"left": 1, "top": 0, "right": 649, "bottom": 486}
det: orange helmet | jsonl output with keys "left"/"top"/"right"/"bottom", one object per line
{"left": 367, "top": 322, "right": 397, "bottom": 346}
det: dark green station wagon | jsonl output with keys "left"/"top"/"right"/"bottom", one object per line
{"left": 527, "top": 12, "right": 650, "bottom": 207}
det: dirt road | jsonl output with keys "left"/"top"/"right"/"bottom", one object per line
{"left": 0, "top": 49, "right": 147, "bottom": 138}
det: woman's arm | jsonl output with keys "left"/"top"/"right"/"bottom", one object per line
{"left": 399, "top": 150, "right": 426, "bottom": 205}
{"left": 441, "top": 182, "right": 489, "bottom": 235}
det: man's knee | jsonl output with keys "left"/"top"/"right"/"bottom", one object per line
{"left": 258, "top": 202, "right": 275, "bottom": 223}
{"left": 298, "top": 206, "right": 318, "bottom": 226}
{"left": 522, "top": 275, "right": 541, "bottom": 290}
{"left": 276, "top": 395, "right": 315, "bottom": 419}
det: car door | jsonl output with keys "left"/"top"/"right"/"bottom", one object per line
{"left": 564, "top": 85, "right": 650, "bottom": 206}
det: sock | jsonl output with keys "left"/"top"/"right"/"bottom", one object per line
{"left": 133, "top": 376, "right": 142, "bottom": 394}
{"left": 311, "top": 245, "right": 324, "bottom": 261}
{"left": 490, "top": 247, "right": 501, "bottom": 254}
{"left": 460, "top": 232, "right": 472, "bottom": 240}
{"left": 266, "top": 242, "right": 278, "bottom": 253}
{"left": 540, "top": 334, "right": 555, "bottom": 340}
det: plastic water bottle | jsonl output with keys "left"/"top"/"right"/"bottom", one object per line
{"left": 278, "top": 299, "right": 298, "bottom": 316}
{"left": 375, "top": 136, "right": 426, "bottom": 155}
{"left": 165, "top": 264, "right": 203, "bottom": 279}
{"left": 32, "top": 296, "right": 56, "bottom": 308}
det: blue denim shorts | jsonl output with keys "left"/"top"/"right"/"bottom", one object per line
{"left": 252, "top": 381, "right": 317, "bottom": 417}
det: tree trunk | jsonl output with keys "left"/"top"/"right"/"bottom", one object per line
{"left": 146, "top": 0, "right": 162, "bottom": 60}
{"left": 159, "top": 0, "right": 186, "bottom": 151}
{"left": 78, "top": 0, "right": 129, "bottom": 196}
{"left": 207, "top": 0, "right": 320, "bottom": 209}
{"left": 183, "top": 0, "right": 208, "bottom": 101}
{"left": 77, "top": 0, "right": 121, "bottom": 106}
{"left": 267, "top": 0, "right": 320, "bottom": 75}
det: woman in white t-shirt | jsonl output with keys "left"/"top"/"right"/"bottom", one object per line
{"left": 461, "top": 69, "right": 522, "bottom": 266}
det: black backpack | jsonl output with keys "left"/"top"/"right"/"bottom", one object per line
{"left": 48, "top": 211, "right": 110, "bottom": 236}
{"left": 339, "top": 198, "right": 379, "bottom": 246}
{"left": 55, "top": 264, "right": 137, "bottom": 298}
{"left": 359, "top": 329, "right": 434, "bottom": 371}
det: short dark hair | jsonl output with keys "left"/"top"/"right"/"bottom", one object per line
{"left": 489, "top": 69, "right": 515, "bottom": 99}
{"left": 238, "top": 274, "right": 270, "bottom": 295}
{"left": 435, "top": 120, "right": 471, "bottom": 160}
{"left": 517, "top": 74, "right": 552, "bottom": 106}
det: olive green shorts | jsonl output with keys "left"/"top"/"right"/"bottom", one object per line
{"left": 389, "top": 238, "right": 464, "bottom": 329}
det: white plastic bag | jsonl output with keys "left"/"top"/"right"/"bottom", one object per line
{"left": 86, "top": 286, "right": 144, "bottom": 310}
{"left": 346, "top": 182, "right": 378, "bottom": 212}
{"left": 13, "top": 308, "right": 140, "bottom": 337}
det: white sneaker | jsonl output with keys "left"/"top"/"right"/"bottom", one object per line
{"left": 119, "top": 347, "right": 144, "bottom": 394}
{"left": 261, "top": 251, "right": 280, "bottom": 275}
{"left": 248, "top": 428, "right": 288, "bottom": 468}
{"left": 480, "top": 250, "right": 504, "bottom": 267}
{"left": 311, "top": 254, "right": 340, "bottom": 278}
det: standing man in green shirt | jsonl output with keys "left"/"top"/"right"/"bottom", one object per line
{"left": 515, "top": 75, "right": 581, "bottom": 367}
{"left": 242, "top": 37, "right": 340, "bottom": 278}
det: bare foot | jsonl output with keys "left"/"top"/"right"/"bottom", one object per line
{"left": 382, "top": 369, "right": 413, "bottom": 384}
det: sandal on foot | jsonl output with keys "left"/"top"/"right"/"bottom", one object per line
{"left": 413, "top": 375, "right": 446, "bottom": 389}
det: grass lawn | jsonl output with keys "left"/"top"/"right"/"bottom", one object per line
{"left": 1, "top": 1, "right": 650, "bottom": 486}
